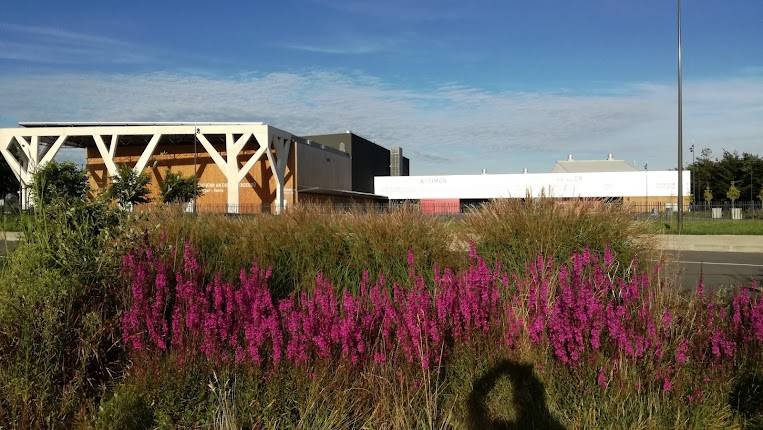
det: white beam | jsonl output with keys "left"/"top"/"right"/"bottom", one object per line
{"left": 0, "top": 124, "right": 269, "bottom": 138}
{"left": 109, "top": 134, "right": 118, "bottom": 159}
{"left": 29, "top": 136, "right": 39, "bottom": 171}
{"left": 233, "top": 132, "right": 252, "bottom": 154}
{"left": 13, "top": 136, "right": 32, "bottom": 169}
{"left": 133, "top": 134, "right": 161, "bottom": 173}
{"left": 92, "top": 135, "right": 118, "bottom": 177}
{"left": 0, "top": 134, "right": 25, "bottom": 184}
{"left": 235, "top": 145, "right": 267, "bottom": 183}
{"left": 196, "top": 133, "right": 228, "bottom": 173}
{"left": 39, "top": 135, "right": 67, "bottom": 166}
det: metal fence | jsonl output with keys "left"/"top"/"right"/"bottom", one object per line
{"left": 3, "top": 199, "right": 763, "bottom": 220}
{"left": 629, "top": 201, "right": 762, "bottom": 222}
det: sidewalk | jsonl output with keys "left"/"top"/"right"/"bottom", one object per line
{"left": 655, "top": 235, "right": 763, "bottom": 253}
{"left": 1, "top": 232, "right": 21, "bottom": 241}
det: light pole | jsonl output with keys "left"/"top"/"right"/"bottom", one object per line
{"left": 676, "top": 0, "right": 684, "bottom": 232}
{"left": 689, "top": 144, "right": 694, "bottom": 208}
{"left": 644, "top": 163, "right": 649, "bottom": 211}
{"left": 751, "top": 166, "right": 754, "bottom": 213}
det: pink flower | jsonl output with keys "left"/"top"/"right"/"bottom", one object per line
{"left": 597, "top": 368, "right": 607, "bottom": 389}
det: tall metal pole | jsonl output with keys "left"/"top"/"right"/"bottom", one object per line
{"left": 676, "top": 0, "right": 684, "bottom": 232}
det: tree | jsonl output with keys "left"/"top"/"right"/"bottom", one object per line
{"left": 688, "top": 149, "right": 762, "bottom": 204}
{"left": 727, "top": 181, "right": 741, "bottom": 208}
{"left": 758, "top": 186, "right": 763, "bottom": 205}
{"left": 703, "top": 184, "right": 713, "bottom": 204}
{"left": 31, "top": 161, "right": 89, "bottom": 206}
{"left": 107, "top": 164, "right": 151, "bottom": 209}
{"left": 159, "top": 170, "right": 202, "bottom": 204}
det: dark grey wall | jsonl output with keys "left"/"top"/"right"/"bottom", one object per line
{"left": 304, "top": 132, "right": 392, "bottom": 194}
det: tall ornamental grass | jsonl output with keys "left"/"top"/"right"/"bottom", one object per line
{"left": 463, "top": 198, "right": 652, "bottom": 273}
{"left": 132, "top": 204, "right": 461, "bottom": 296}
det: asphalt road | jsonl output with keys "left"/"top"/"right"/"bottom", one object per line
{"left": 661, "top": 251, "right": 763, "bottom": 291}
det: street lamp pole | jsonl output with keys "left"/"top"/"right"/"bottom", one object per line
{"left": 676, "top": 0, "right": 684, "bottom": 232}
{"left": 689, "top": 144, "right": 694, "bottom": 209}
{"left": 644, "top": 163, "right": 649, "bottom": 211}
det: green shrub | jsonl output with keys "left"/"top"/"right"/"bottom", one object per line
{"left": 96, "top": 384, "right": 153, "bottom": 430}
{"left": 0, "top": 198, "right": 130, "bottom": 428}
{"left": 30, "top": 161, "right": 89, "bottom": 206}
{"left": 159, "top": 170, "right": 202, "bottom": 204}
{"left": 107, "top": 164, "right": 151, "bottom": 209}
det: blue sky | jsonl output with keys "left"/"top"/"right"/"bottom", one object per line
{"left": 1, "top": 0, "right": 762, "bottom": 174}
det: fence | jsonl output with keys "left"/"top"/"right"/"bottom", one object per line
{"left": 3, "top": 198, "right": 763, "bottom": 220}
{"left": 629, "top": 201, "right": 762, "bottom": 222}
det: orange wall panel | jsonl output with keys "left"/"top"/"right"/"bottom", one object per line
{"left": 86, "top": 142, "right": 296, "bottom": 213}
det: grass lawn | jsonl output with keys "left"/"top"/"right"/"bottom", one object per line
{"left": 651, "top": 218, "right": 763, "bottom": 235}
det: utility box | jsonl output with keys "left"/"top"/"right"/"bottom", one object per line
{"left": 731, "top": 207, "right": 743, "bottom": 220}
{"left": 712, "top": 208, "right": 722, "bottom": 219}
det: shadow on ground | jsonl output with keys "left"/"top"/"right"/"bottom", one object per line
{"left": 467, "top": 360, "right": 565, "bottom": 430}
{"left": 730, "top": 372, "right": 763, "bottom": 429}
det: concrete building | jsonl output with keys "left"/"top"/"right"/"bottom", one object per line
{"left": 304, "top": 132, "right": 410, "bottom": 194}
{"left": 0, "top": 122, "right": 403, "bottom": 213}
{"left": 375, "top": 154, "right": 690, "bottom": 213}
{"left": 551, "top": 153, "right": 638, "bottom": 173}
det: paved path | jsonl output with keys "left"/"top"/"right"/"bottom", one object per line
{"left": 655, "top": 235, "right": 763, "bottom": 253}
{"left": 660, "top": 250, "right": 763, "bottom": 291}
{"left": 0, "top": 232, "right": 20, "bottom": 259}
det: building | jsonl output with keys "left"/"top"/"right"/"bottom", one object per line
{"left": 0, "top": 122, "right": 404, "bottom": 213}
{"left": 551, "top": 153, "right": 638, "bottom": 173}
{"left": 374, "top": 154, "right": 690, "bottom": 213}
{"left": 303, "top": 132, "right": 410, "bottom": 194}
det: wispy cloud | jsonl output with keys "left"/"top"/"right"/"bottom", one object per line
{"left": 310, "top": 0, "right": 467, "bottom": 21}
{"left": 282, "top": 42, "right": 387, "bottom": 55}
{"left": 0, "top": 22, "right": 149, "bottom": 64}
{"left": 0, "top": 70, "right": 761, "bottom": 174}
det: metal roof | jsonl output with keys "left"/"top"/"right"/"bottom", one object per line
{"left": 551, "top": 159, "right": 638, "bottom": 173}
{"left": 19, "top": 121, "right": 265, "bottom": 128}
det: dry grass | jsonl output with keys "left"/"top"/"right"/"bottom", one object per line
{"left": 131, "top": 204, "right": 461, "bottom": 295}
{"left": 462, "top": 198, "right": 654, "bottom": 273}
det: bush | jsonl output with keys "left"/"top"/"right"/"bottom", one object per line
{"left": 0, "top": 198, "right": 130, "bottom": 428}
{"left": 30, "top": 161, "right": 89, "bottom": 206}
{"left": 95, "top": 384, "right": 153, "bottom": 430}
{"left": 107, "top": 165, "right": 151, "bottom": 209}
{"left": 159, "top": 170, "right": 202, "bottom": 204}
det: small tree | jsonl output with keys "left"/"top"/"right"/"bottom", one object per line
{"left": 31, "top": 161, "right": 89, "bottom": 206}
{"left": 107, "top": 164, "right": 151, "bottom": 209}
{"left": 703, "top": 184, "right": 713, "bottom": 205}
{"left": 159, "top": 170, "right": 202, "bottom": 204}
{"left": 727, "top": 181, "right": 741, "bottom": 208}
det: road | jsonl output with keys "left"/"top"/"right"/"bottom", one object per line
{"left": 660, "top": 251, "right": 763, "bottom": 291}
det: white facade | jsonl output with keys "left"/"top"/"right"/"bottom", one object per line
{"left": 374, "top": 171, "right": 691, "bottom": 200}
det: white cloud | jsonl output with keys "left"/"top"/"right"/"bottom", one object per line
{"left": 0, "top": 70, "right": 761, "bottom": 174}
{"left": 281, "top": 42, "right": 389, "bottom": 55}
{"left": 0, "top": 22, "right": 149, "bottom": 64}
